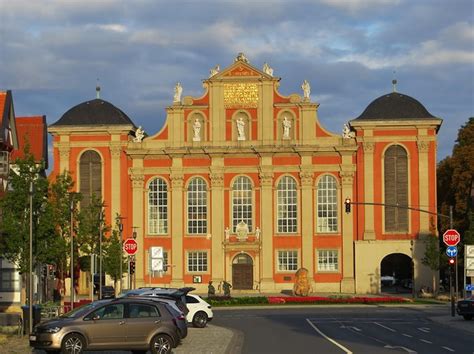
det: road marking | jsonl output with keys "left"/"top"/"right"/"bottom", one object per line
{"left": 442, "top": 346, "right": 454, "bottom": 352}
{"left": 374, "top": 322, "right": 396, "bottom": 332}
{"left": 402, "top": 334, "right": 413, "bottom": 338}
{"left": 418, "top": 327, "right": 430, "bottom": 333}
{"left": 306, "top": 318, "right": 353, "bottom": 354}
{"left": 384, "top": 345, "right": 417, "bottom": 353}
{"left": 420, "top": 339, "right": 432, "bottom": 344}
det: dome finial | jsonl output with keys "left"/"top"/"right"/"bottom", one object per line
{"left": 392, "top": 70, "right": 397, "bottom": 93}
{"left": 96, "top": 78, "right": 101, "bottom": 99}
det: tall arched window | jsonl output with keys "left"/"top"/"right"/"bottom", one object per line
{"left": 148, "top": 177, "right": 168, "bottom": 235}
{"left": 79, "top": 150, "right": 101, "bottom": 207}
{"left": 277, "top": 176, "right": 297, "bottom": 233}
{"left": 384, "top": 145, "right": 408, "bottom": 232}
{"left": 232, "top": 176, "right": 253, "bottom": 232}
{"left": 317, "top": 175, "right": 338, "bottom": 233}
{"left": 187, "top": 177, "right": 207, "bottom": 234}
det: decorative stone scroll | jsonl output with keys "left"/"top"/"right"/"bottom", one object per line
{"left": 110, "top": 145, "right": 122, "bottom": 158}
{"left": 259, "top": 172, "right": 274, "bottom": 187}
{"left": 131, "top": 174, "right": 144, "bottom": 189}
{"left": 210, "top": 173, "right": 224, "bottom": 188}
{"left": 339, "top": 171, "right": 354, "bottom": 186}
{"left": 58, "top": 146, "right": 70, "bottom": 160}
{"left": 363, "top": 142, "right": 375, "bottom": 153}
{"left": 236, "top": 221, "right": 249, "bottom": 241}
{"left": 170, "top": 174, "right": 184, "bottom": 189}
{"left": 417, "top": 140, "right": 430, "bottom": 153}
{"left": 299, "top": 171, "right": 314, "bottom": 186}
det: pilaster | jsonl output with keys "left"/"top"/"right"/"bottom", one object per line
{"left": 170, "top": 169, "right": 184, "bottom": 287}
{"left": 300, "top": 170, "right": 314, "bottom": 280}
{"left": 110, "top": 142, "right": 122, "bottom": 221}
{"left": 417, "top": 139, "right": 430, "bottom": 233}
{"left": 363, "top": 141, "right": 376, "bottom": 240}
{"left": 130, "top": 169, "right": 145, "bottom": 287}
{"left": 340, "top": 169, "right": 355, "bottom": 292}
{"left": 259, "top": 169, "right": 274, "bottom": 290}
{"left": 210, "top": 166, "right": 225, "bottom": 284}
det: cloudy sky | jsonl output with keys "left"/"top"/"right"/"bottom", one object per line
{"left": 1, "top": 0, "right": 472, "bottom": 161}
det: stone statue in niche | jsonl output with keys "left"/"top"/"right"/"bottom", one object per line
{"left": 263, "top": 62, "right": 273, "bottom": 76}
{"left": 192, "top": 118, "right": 201, "bottom": 141}
{"left": 173, "top": 82, "right": 183, "bottom": 103}
{"left": 236, "top": 117, "right": 246, "bottom": 141}
{"left": 293, "top": 267, "right": 312, "bottom": 296}
{"left": 209, "top": 65, "right": 220, "bottom": 77}
{"left": 342, "top": 123, "right": 355, "bottom": 139}
{"left": 225, "top": 226, "right": 230, "bottom": 240}
{"left": 133, "top": 126, "right": 145, "bottom": 142}
{"left": 255, "top": 226, "right": 261, "bottom": 240}
{"left": 282, "top": 116, "right": 292, "bottom": 140}
{"left": 301, "top": 80, "right": 311, "bottom": 101}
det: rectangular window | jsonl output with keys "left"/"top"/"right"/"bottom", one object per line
{"left": 277, "top": 250, "right": 298, "bottom": 271}
{"left": 317, "top": 250, "right": 339, "bottom": 272}
{"left": 0, "top": 269, "right": 20, "bottom": 292}
{"left": 187, "top": 251, "right": 208, "bottom": 272}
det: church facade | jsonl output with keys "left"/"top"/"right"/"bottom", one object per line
{"left": 49, "top": 54, "right": 442, "bottom": 294}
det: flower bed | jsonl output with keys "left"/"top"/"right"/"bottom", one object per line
{"left": 267, "top": 296, "right": 409, "bottom": 304}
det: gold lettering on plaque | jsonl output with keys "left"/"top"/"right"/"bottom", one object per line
{"left": 224, "top": 83, "right": 258, "bottom": 108}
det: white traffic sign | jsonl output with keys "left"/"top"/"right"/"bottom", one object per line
{"left": 443, "top": 229, "right": 460, "bottom": 246}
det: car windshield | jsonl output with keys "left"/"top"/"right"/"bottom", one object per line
{"left": 59, "top": 301, "right": 105, "bottom": 318}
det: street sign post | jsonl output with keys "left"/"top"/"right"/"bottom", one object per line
{"left": 123, "top": 238, "right": 138, "bottom": 256}
{"left": 443, "top": 229, "right": 460, "bottom": 246}
{"left": 446, "top": 246, "right": 458, "bottom": 258}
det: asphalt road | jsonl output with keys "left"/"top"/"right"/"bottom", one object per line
{"left": 213, "top": 306, "right": 474, "bottom": 354}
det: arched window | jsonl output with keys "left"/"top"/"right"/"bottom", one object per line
{"left": 148, "top": 178, "right": 168, "bottom": 235}
{"left": 79, "top": 150, "right": 101, "bottom": 207}
{"left": 277, "top": 176, "right": 297, "bottom": 233}
{"left": 317, "top": 175, "right": 338, "bottom": 233}
{"left": 187, "top": 177, "right": 207, "bottom": 234}
{"left": 232, "top": 176, "right": 253, "bottom": 232}
{"left": 384, "top": 145, "right": 408, "bottom": 232}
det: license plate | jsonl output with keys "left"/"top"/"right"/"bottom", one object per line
{"left": 29, "top": 335, "right": 36, "bottom": 341}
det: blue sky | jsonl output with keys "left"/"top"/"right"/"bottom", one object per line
{"left": 0, "top": 0, "right": 472, "bottom": 161}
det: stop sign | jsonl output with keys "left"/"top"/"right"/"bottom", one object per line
{"left": 443, "top": 229, "right": 460, "bottom": 246}
{"left": 123, "top": 238, "right": 138, "bottom": 256}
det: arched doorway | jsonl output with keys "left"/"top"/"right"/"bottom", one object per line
{"left": 232, "top": 253, "right": 253, "bottom": 290}
{"left": 380, "top": 253, "right": 412, "bottom": 292}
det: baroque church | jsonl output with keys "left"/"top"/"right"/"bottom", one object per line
{"left": 49, "top": 53, "right": 442, "bottom": 295}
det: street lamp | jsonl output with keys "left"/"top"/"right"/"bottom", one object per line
{"left": 28, "top": 179, "right": 33, "bottom": 335}
{"left": 70, "top": 197, "right": 75, "bottom": 310}
{"left": 99, "top": 209, "right": 104, "bottom": 300}
{"left": 118, "top": 220, "right": 124, "bottom": 293}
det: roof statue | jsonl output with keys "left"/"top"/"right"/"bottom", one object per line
{"left": 342, "top": 123, "right": 355, "bottom": 139}
{"left": 209, "top": 65, "right": 220, "bottom": 78}
{"left": 234, "top": 52, "right": 249, "bottom": 63}
{"left": 173, "top": 82, "right": 183, "bottom": 103}
{"left": 301, "top": 80, "right": 311, "bottom": 101}
{"left": 263, "top": 62, "right": 273, "bottom": 76}
{"left": 133, "top": 126, "right": 145, "bottom": 142}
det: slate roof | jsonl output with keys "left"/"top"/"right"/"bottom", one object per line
{"left": 355, "top": 92, "right": 436, "bottom": 120}
{"left": 51, "top": 99, "right": 136, "bottom": 127}
{"left": 11, "top": 116, "right": 48, "bottom": 169}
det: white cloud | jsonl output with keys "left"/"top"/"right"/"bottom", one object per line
{"left": 319, "top": 0, "right": 401, "bottom": 12}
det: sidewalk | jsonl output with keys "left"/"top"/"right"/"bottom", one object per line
{"left": 175, "top": 325, "right": 241, "bottom": 354}
{"left": 429, "top": 314, "right": 474, "bottom": 335}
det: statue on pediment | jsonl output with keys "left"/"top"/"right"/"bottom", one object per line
{"left": 263, "top": 62, "right": 273, "bottom": 76}
{"left": 133, "top": 126, "right": 145, "bottom": 142}
{"left": 343, "top": 123, "right": 355, "bottom": 139}
{"left": 301, "top": 80, "right": 311, "bottom": 101}
{"left": 173, "top": 82, "right": 183, "bottom": 103}
{"left": 209, "top": 65, "right": 220, "bottom": 78}
{"left": 235, "top": 52, "right": 249, "bottom": 63}
{"left": 236, "top": 221, "right": 249, "bottom": 241}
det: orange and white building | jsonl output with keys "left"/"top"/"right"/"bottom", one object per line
{"left": 49, "top": 54, "right": 442, "bottom": 294}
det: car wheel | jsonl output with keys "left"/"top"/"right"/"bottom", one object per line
{"left": 463, "top": 315, "right": 473, "bottom": 320}
{"left": 193, "top": 311, "right": 208, "bottom": 328}
{"left": 150, "top": 334, "right": 173, "bottom": 354}
{"left": 61, "top": 333, "right": 86, "bottom": 353}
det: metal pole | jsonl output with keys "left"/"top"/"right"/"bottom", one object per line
{"left": 99, "top": 210, "right": 103, "bottom": 301}
{"left": 450, "top": 266, "right": 455, "bottom": 317}
{"left": 464, "top": 244, "right": 467, "bottom": 299}
{"left": 29, "top": 181, "right": 33, "bottom": 335}
{"left": 450, "top": 206, "right": 459, "bottom": 302}
{"left": 119, "top": 222, "right": 123, "bottom": 294}
{"left": 128, "top": 256, "right": 131, "bottom": 290}
{"left": 70, "top": 199, "right": 74, "bottom": 310}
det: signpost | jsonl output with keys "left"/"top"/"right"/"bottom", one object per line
{"left": 446, "top": 246, "right": 458, "bottom": 258}
{"left": 443, "top": 229, "right": 460, "bottom": 246}
{"left": 123, "top": 238, "right": 138, "bottom": 256}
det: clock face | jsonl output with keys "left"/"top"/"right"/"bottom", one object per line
{"left": 151, "top": 247, "right": 163, "bottom": 259}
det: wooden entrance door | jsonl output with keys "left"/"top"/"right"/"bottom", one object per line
{"left": 232, "top": 254, "right": 253, "bottom": 290}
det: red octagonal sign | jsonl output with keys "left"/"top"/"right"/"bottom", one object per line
{"left": 123, "top": 238, "right": 138, "bottom": 256}
{"left": 443, "top": 229, "right": 460, "bottom": 247}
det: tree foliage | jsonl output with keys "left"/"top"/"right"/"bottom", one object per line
{"left": 103, "top": 215, "right": 127, "bottom": 288}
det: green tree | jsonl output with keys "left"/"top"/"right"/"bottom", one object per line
{"left": 103, "top": 216, "right": 126, "bottom": 291}
{"left": 0, "top": 147, "right": 53, "bottom": 274}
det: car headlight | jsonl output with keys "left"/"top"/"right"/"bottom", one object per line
{"left": 44, "top": 326, "right": 62, "bottom": 333}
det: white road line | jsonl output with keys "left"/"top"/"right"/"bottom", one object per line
{"left": 402, "top": 334, "right": 413, "bottom": 338}
{"left": 442, "top": 346, "right": 455, "bottom": 352}
{"left": 306, "top": 318, "right": 353, "bottom": 354}
{"left": 420, "top": 339, "right": 432, "bottom": 344}
{"left": 418, "top": 327, "right": 430, "bottom": 333}
{"left": 374, "top": 322, "right": 396, "bottom": 332}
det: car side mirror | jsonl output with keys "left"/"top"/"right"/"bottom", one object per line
{"left": 92, "top": 314, "right": 101, "bottom": 321}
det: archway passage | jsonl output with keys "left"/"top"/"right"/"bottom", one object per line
{"left": 380, "top": 253, "right": 412, "bottom": 292}
{"left": 232, "top": 253, "right": 253, "bottom": 290}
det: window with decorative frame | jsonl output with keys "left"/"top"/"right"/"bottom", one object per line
{"left": 316, "top": 175, "right": 338, "bottom": 233}
{"left": 317, "top": 249, "right": 339, "bottom": 272}
{"left": 277, "top": 250, "right": 298, "bottom": 271}
{"left": 187, "top": 177, "right": 208, "bottom": 234}
{"left": 148, "top": 177, "right": 168, "bottom": 235}
{"left": 79, "top": 150, "right": 102, "bottom": 208}
{"left": 232, "top": 176, "right": 253, "bottom": 232}
{"left": 277, "top": 176, "right": 298, "bottom": 233}
{"left": 187, "top": 251, "right": 208, "bottom": 272}
{"left": 0, "top": 268, "right": 20, "bottom": 292}
{"left": 384, "top": 145, "right": 408, "bottom": 232}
